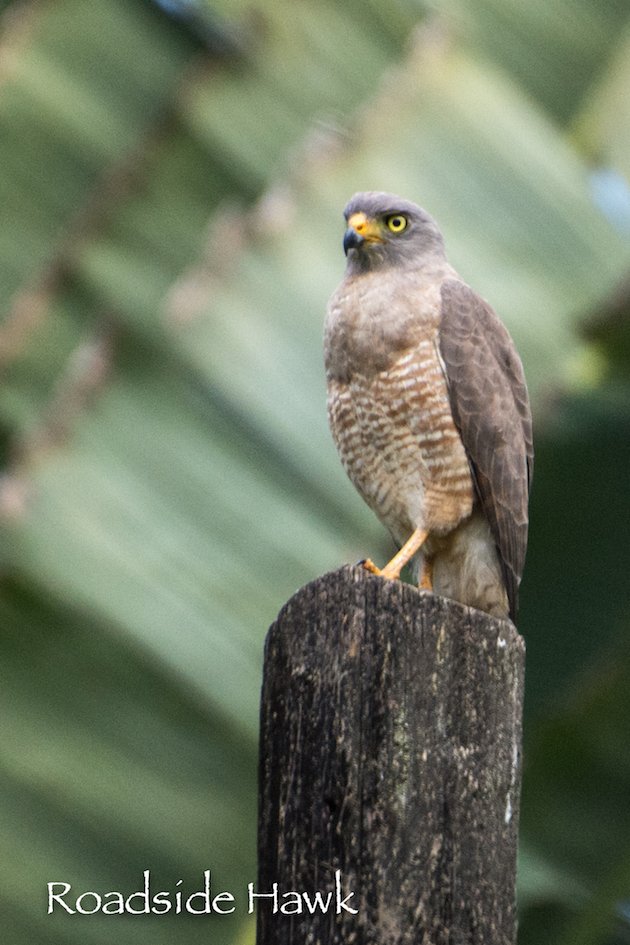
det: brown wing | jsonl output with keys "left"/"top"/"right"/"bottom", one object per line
{"left": 438, "top": 279, "right": 533, "bottom": 621}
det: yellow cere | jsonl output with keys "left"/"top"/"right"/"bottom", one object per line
{"left": 347, "top": 212, "right": 384, "bottom": 243}
{"left": 347, "top": 212, "right": 369, "bottom": 233}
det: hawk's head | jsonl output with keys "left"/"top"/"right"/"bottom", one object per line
{"left": 342, "top": 191, "right": 445, "bottom": 272}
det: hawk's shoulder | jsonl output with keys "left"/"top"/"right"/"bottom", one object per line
{"left": 437, "top": 278, "right": 533, "bottom": 620}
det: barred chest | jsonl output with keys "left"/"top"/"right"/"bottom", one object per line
{"left": 325, "top": 275, "right": 474, "bottom": 543}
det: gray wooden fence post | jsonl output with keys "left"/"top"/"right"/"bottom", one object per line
{"left": 256, "top": 564, "right": 525, "bottom": 945}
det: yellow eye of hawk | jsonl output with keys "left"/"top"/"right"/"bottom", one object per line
{"left": 386, "top": 214, "right": 408, "bottom": 233}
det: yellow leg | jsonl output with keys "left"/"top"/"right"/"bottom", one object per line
{"left": 363, "top": 527, "right": 429, "bottom": 582}
{"left": 419, "top": 556, "right": 434, "bottom": 591}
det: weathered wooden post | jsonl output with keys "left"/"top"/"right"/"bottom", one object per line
{"left": 256, "top": 565, "right": 525, "bottom": 945}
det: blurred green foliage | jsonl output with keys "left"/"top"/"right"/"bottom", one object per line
{"left": 0, "top": 0, "right": 629, "bottom": 943}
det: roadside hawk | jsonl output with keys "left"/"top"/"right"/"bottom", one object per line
{"left": 324, "top": 192, "right": 533, "bottom": 621}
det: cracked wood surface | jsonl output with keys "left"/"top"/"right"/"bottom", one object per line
{"left": 257, "top": 565, "right": 524, "bottom": 945}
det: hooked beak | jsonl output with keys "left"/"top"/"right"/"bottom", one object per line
{"left": 343, "top": 227, "right": 363, "bottom": 255}
{"left": 343, "top": 211, "right": 383, "bottom": 256}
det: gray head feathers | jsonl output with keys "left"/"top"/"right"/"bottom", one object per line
{"left": 342, "top": 191, "right": 446, "bottom": 272}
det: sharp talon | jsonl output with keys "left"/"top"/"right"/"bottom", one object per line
{"left": 362, "top": 527, "right": 429, "bottom": 584}
{"left": 361, "top": 558, "right": 401, "bottom": 580}
{"left": 361, "top": 558, "right": 382, "bottom": 576}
